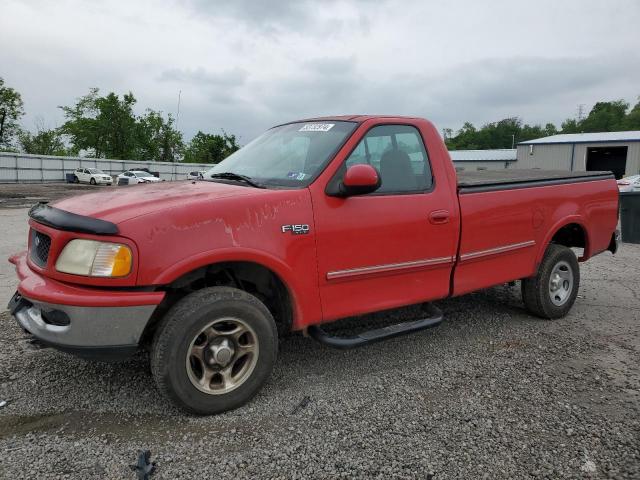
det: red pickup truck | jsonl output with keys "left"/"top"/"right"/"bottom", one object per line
{"left": 8, "top": 115, "right": 619, "bottom": 414}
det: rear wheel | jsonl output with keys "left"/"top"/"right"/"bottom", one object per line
{"left": 150, "top": 287, "right": 278, "bottom": 415}
{"left": 73, "top": 175, "right": 79, "bottom": 183}
{"left": 522, "top": 244, "right": 580, "bottom": 319}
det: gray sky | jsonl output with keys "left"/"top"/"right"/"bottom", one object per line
{"left": 2, "top": 0, "right": 639, "bottom": 143}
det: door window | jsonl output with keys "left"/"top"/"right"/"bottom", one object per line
{"left": 342, "top": 125, "right": 432, "bottom": 193}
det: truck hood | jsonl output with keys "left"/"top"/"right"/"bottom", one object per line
{"left": 52, "top": 181, "right": 260, "bottom": 224}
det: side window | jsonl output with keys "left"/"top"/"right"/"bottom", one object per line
{"left": 342, "top": 125, "right": 432, "bottom": 193}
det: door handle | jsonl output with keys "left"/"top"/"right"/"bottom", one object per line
{"left": 429, "top": 210, "right": 450, "bottom": 225}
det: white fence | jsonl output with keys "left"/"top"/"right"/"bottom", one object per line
{"left": 0, "top": 152, "right": 213, "bottom": 183}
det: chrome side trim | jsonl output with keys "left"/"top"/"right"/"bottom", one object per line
{"left": 460, "top": 240, "right": 536, "bottom": 262}
{"left": 327, "top": 256, "right": 454, "bottom": 281}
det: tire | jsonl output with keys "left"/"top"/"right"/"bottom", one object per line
{"left": 90, "top": 178, "right": 96, "bottom": 185}
{"left": 522, "top": 244, "right": 580, "bottom": 319}
{"left": 150, "top": 287, "right": 278, "bottom": 415}
{"left": 73, "top": 175, "right": 79, "bottom": 184}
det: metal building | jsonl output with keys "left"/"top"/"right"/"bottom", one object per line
{"left": 449, "top": 149, "right": 516, "bottom": 171}
{"left": 516, "top": 131, "right": 640, "bottom": 179}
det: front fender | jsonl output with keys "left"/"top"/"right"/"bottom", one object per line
{"left": 151, "top": 247, "right": 320, "bottom": 329}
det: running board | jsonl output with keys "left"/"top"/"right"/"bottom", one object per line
{"left": 307, "top": 303, "right": 443, "bottom": 349}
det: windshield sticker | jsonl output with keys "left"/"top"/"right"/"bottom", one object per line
{"left": 287, "top": 172, "right": 309, "bottom": 180}
{"left": 287, "top": 172, "right": 308, "bottom": 181}
{"left": 299, "top": 123, "right": 334, "bottom": 132}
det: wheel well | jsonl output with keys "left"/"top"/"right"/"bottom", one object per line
{"left": 551, "top": 223, "right": 586, "bottom": 249}
{"left": 142, "top": 262, "right": 293, "bottom": 344}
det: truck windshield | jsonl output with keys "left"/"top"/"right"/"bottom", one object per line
{"left": 204, "top": 121, "right": 357, "bottom": 188}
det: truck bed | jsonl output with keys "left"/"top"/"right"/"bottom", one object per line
{"left": 457, "top": 169, "right": 614, "bottom": 193}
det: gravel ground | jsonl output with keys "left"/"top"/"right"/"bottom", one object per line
{"left": 0, "top": 184, "right": 638, "bottom": 478}
{"left": 0, "top": 241, "right": 639, "bottom": 479}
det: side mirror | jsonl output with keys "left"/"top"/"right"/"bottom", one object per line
{"left": 338, "top": 164, "right": 381, "bottom": 197}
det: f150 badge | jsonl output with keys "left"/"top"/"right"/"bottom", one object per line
{"left": 281, "top": 224, "right": 310, "bottom": 235}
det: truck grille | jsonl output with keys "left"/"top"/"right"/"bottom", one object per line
{"left": 30, "top": 229, "right": 51, "bottom": 267}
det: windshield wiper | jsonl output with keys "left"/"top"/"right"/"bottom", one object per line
{"left": 209, "top": 172, "right": 265, "bottom": 188}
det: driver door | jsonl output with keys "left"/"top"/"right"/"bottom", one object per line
{"left": 311, "top": 124, "right": 458, "bottom": 322}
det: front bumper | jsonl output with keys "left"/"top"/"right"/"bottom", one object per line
{"left": 8, "top": 251, "right": 164, "bottom": 360}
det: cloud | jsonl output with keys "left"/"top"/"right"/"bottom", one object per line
{"left": 1, "top": 0, "right": 639, "bottom": 144}
{"left": 158, "top": 67, "right": 248, "bottom": 87}
{"left": 184, "top": 0, "right": 376, "bottom": 34}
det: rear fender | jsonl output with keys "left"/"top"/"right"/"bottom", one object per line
{"left": 535, "top": 216, "right": 589, "bottom": 266}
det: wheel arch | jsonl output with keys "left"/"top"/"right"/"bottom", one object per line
{"left": 143, "top": 250, "right": 302, "bottom": 343}
{"left": 537, "top": 218, "right": 590, "bottom": 265}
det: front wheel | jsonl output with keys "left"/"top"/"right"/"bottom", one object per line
{"left": 150, "top": 287, "right": 278, "bottom": 415}
{"left": 522, "top": 244, "right": 580, "bottom": 319}
{"left": 90, "top": 177, "right": 96, "bottom": 185}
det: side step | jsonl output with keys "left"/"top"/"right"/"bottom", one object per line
{"left": 307, "top": 303, "right": 443, "bottom": 349}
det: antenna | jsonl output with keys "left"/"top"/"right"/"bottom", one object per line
{"left": 577, "top": 104, "right": 585, "bottom": 121}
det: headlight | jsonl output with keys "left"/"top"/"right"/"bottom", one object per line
{"left": 55, "top": 239, "right": 132, "bottom": 277}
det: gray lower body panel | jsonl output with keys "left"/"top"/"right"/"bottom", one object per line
{"left": 13, "top": 295, "right": 156, "bottom": 350}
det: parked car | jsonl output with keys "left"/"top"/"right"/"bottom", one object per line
{"left": 9, "top": 115, "right": 619, "bottom": 415}
{"left": 617, "top": 174, "right": 640, "bottom": 192}
{"left": 187, "top": 171, "right": 206, "bottom": 180}
{"left": 73, "top": 168, "right": 112, "bottom": 185}
{"left": 117, "top": 170, "right": 162, "bottom": 185}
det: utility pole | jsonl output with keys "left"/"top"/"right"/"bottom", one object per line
{"left": 0, "top": 108, "right": 6, "bottom": 145}
{"left": 511, "top": 134, "right": 515, "bottom": 149}
{"left": 175, "top": 90, "right": 182, "bottom": 131}
{"left": 173, "top": 90, "right": 182, "bottom": 163}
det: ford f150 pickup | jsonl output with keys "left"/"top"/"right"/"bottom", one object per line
{"left": 8, "top": 115, "right": 619, "bottom": 414}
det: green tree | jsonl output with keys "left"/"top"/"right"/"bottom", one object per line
{"left": 18, "top": 122, "right": 68, "bottom": 155}
{"left": 579, "top": 100, "right": 628, "bottom": 132}
{"left": 136, "top": 110, "right": 184, "bottom": 162}
{"left": 445, "top": 117, "right": 560, "bottom": 149}
{"left": 0, "top": 77, "right": 25, "bottom": 149}
{"left": 560, "top": 118, "right": 580, "bottom": 133}
{"left": 620, "top": 99, "right": 640, "bottom": 130}
{"left": 60, "top": 88, "right": 138, "bottom": 158}
{"left": 183, "top": 131, "right": 240, "bottom": 164}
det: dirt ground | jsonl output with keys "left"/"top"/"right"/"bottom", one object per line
{"left": 0, "top": 182, "right": 117, "bottom": 209}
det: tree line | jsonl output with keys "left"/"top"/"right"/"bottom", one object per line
{"left": 0, "top": 77, "right": 239, "bottom": 163}
{"left": 2, "top": 76, "right": 639, "bottom": 159}
{"left": 444, "top": 99, "right": 640, "bottom": 150}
